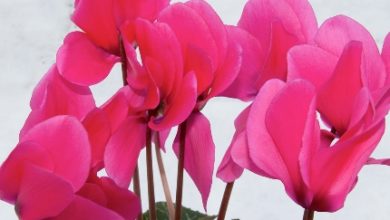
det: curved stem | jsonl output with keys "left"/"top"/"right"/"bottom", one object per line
{"left": 217, "top": 182, "right": 234, "bottom": 220}
{"left": 303, "top": 209, "right": 314, "bottom": 220}
{"left": 175, "top": 122, "right": 187, "bottom": 220}
{"left": 146, "top": 126, "right": 157, "bottom": 220}
{"left": 155, "top": 134, "right": 175, "bottom": 220}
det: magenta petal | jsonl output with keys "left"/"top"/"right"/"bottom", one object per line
{"left": 173, "top": 112, "right": 215, "bottom": 209}
{"left": 287, "top": 45, "right": 338, "bottom": 90}
{"left": 220, "top": 26, "right": 265, "bottom": 101}
{"left": 72, "top": 0, "right": 118, "bottom": 53}
{"left": 0, "top": 142, "right": 53, "bottom": 203}
{"left": 114, "top": 0, "right": 169, "bottom": 26}
{"left": 216, "top": 146, "right": 244, "bottom": 183}
{"left": 101, "top": 87, "right": 130, "bottom": 133}
{"left": 158, "top": 2, "right": 219, "bottom": 71}
{"left": 315, "top": 15, "right": 386, "bottom": 91}
{"left": 317, "top": 41, "right": 364, "bottom": 134}
{"left": 17, "top": 165, "right": 74, "bottom": 220}
{"left": 309, "top": 120, "right": 385, "bottom": 212}
{"left": 21, "top": 116, "right": 91, "bottom": 191}
{"left": 149, "top": 71, "right": 197, "bottom": 131}
{"left": 185, "top": 0, "right": 228, "bottom": 66}
{"left": 135, "top": 19, "right": 183, "bottom": 97}
{"left": 104, "top": 117, "right": 146, "bottom": 188}
{"left": 53, "top": 196, "right": 124, "bottom": 220}
{"left": 383, "top": 33, "right": 390, "bottom": 81}
{"left": 57, "top": 32, "right": 120, "bottom": 86}
{"left": 82, "top": 109, "right": 111, "bottom": 169}
{"left": 208, "top": 27, "right": 242, "bottom": 98}
{"left": 153, "top": 129, "right": 171, "bottom": 151}
{"left": 22, "top": 66, "right": 95, "bottom": 137}
{"left": 246, "top": 79, "right": 286, "bottom": 179}
{"left": 100, "top": 177, "right": 141, "bottom": 220}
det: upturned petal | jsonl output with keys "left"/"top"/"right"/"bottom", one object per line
{"left": 72, "top": 0, "right": 118, "bottom": 53}
{"left": 104, "top": 117, "right": 146, "bottom": 188}
{"left": 21, "top": 116, "right": 91, "bottom": 191}
{"left": 57, "top": 32, "right": 120, "bottom": 86}
{"left": 315, "top": 15, "right": 386, "bottom": 91}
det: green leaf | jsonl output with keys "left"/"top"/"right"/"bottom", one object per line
{"left": 143, "top": 202, "right": 217, "bottom": 220}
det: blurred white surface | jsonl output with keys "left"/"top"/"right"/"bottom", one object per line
{"left": 1, "top": 0, "right": 390, "bottom": 219}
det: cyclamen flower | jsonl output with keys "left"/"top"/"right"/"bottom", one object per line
{"left": 104, "top": 0, "right": 242, "bottom": 208}
{"left": 288, "top": 15, "right": 390, "bottom": 135}
{"left": 222, "top": 0, "right": 318, "bottom": 101}
{"left": 0, "top": 116, "right": 141, "bottom": 219}
{"left": 220, "top": 79, "right": 386, "bottom": 212}
{"left": 57, "top": 0, "right": 170, "bottom": 86}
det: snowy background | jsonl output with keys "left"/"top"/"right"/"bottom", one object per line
{"left": 1, "top": 0, "right": 390, "bottom": 219}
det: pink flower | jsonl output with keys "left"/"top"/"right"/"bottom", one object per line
{"left": 0, "top": 116, "right": 140, "bottom": 219}
{"left": 56, "top": 0, "right": 170, "bottom": 86}
{"left": 219, "top": 79, "right": 386, "bottom": 212}
{"left": 288, "top": 15, "right": 389, "bottom": 135}
{"left": 222, "top": 0, "right": 318, "bottom": 100}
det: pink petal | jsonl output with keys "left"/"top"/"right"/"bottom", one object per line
{"left": 82, "top": 109, "right": 111, "bottom": 169}
{"left": 114, "top": 0, "right": 169, "bottom": 27}
{"left": 382, "top": 33, "right": 390, "bottom": 82}
{"left": 230, "top": 131, "right": 271, "bottom": 178}
{"left": 101, "top": 87, "right": 130, "bottom": 132}
{"left": 246, "top": 79, "right": 286, "bottom": 180}
{"left": 315, "top": 15, "right": 386, "bottom": 91}
{"left": 217, "top": 106, "right": 252, "bottom": 183}
{"left": 173, "top": 112, "right": 215, "bottom": 209}
{"left": 0, "top": 142, "right": 53, "bottom": 203}
{"left": 104, "top": 117, "right": 146, "bottom": 188}
{"left": 72, "top": 0, "right": 119, "bottom": 53}
{"left": 21, "top": 116, "right": 91, "bottom": 191}
{"left": 185, "top": 0, "right": 228, "bottom": 67}
{"left": 317, "top": 41, "right": 364, "bottom": 134}
{"left": 220, "top": 26, "right": 265, "bottom": 101}
{"left": 158, "top": 2, "right": 219, "bottom": 71}
{"left": 264, "top": 80, "right": 316, "bottom": 204}
{"left": 239, "top": 0, "right": 316, "bottom": 49}
{"left": 53, "top": 196, "right": 124, "bottom": 220}
{"left": 184, "top": 44, "right": 214, "bottom": 95}
{"left": 77, "top": 183, "right": 108, "bottom": 207}
{"left": 135, "top": 19, "right": 183, "bottom": 97}
{"left": 287, "top": 45, "right": 338, "bottom": 90}
{"left": 16, "top": 165, "right": 74, "bottom": 220}
{"left": 22, "top": 66, "right": 95, "bottom": 137}
{"left": 309, "top": 120, "right": 385, "bottom": 211}
{"left": 57, "top": 32, "right": 120, "bottom": 86}
{"left": 208, "top": 27, "right": 242, "bottom": 99}
{"left": 256, "top": 21, "right": 300, "bottom": 87}
{"left": 99, "top": 177, "right": 141, "bottom": 220}
{"left": 238, "top": 0, "right": 317, "bottom": 86}
{"left": 216, "top": 146, "right": 244, "bottom": 183}
{"left": 149, "top": 71, "right": 197, "bottom": 131}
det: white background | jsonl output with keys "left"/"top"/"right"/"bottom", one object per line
{"left": 1, "top": 0, "right": 390, "bottom": 219}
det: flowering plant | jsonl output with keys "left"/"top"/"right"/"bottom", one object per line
{"left": 1, "top": 0, "right": 389, "bottom": 219}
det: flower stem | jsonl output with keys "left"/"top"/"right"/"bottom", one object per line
{"left": 155, "top": 133, "right": 175, "bottom": 220}
{"left": 175, "top": 121, "right": 187, "bottom": 220}
{"left": 303, "top": 209, "right": 314, "bottom": 220}
{"left": 146, "top": 126, "right": 156, "bottom": 220}
{"left": 217, "top": 182, "right": 234, "bottom": 220}
{"left": 133, "top": 166, "right": 142, "bottom": 220}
